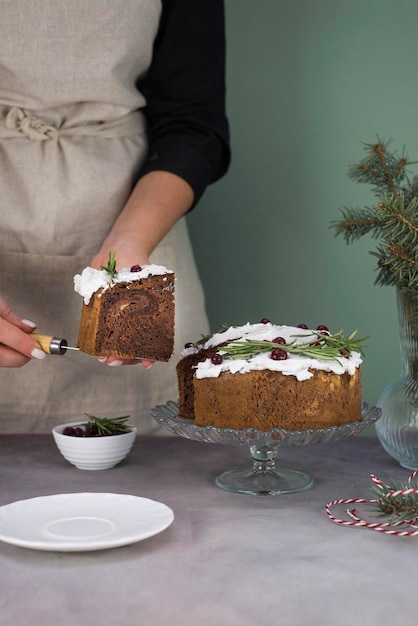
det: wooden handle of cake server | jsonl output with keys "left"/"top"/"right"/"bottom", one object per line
{"left": 31, "top": 333, "right": 74, "bottom": 356}
{"left": 32, "top": 333, "right": 54, "bottom": 354}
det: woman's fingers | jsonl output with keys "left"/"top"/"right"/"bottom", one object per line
{"left": 98, "top": 356, "right": 154, "bottom": 369}
{"left": 0, "top": 297, "right": 34, "bottom": 330}
{"left": 0, "top": 324, "right": 46, "bottom": 366}
{"left": 0, "top": 297, "right": 46, "bottom": 367}
{"left": 0, "top": 345, "right": 32, "bottom": 368}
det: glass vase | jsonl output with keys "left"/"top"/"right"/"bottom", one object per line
{"left": 376, "top": 288, "right": 418, "bottom": 469}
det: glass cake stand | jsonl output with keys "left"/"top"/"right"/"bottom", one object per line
{"left": 150, "top": 401, "right": 381, "bottom": 496}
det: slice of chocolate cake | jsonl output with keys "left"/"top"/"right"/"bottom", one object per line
{"left": 74, "top": 263, "right": 175, "bottom": 361}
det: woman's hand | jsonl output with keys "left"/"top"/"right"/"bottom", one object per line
{"left": 0, "top": 297, "right": 46, "bottom": 367}
{"left": 90, "top": 237, "right": 150, "bottom": 276}
{"left": 89, "top": 171, "right": 193, "bottom": 370}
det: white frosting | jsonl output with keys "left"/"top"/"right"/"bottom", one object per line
{"left": 179, "top": 323, "right": 267, "bottom": 359}
{"left": 185, "top": 323, "right": 362, "bottom": 382}
{"left": 74, "top": 264, "right": 173, "bottom": 305}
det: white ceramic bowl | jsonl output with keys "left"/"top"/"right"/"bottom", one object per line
{"left": 52, "top": 422, "right": 137, "bottom": 470}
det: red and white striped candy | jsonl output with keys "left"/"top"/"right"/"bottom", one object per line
{"left": 325, "top": 470, "right": 418, "bottom": 536}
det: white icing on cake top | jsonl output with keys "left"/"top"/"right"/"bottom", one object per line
{"left": 74, "top": 264, "right": 173, "bottom": 305}
{"left": 182, "top": 323, "right": 363, "bottom": 382}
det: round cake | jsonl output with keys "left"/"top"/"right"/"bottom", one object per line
{"left": 176, "top": 321, "right": 364, "bottom": 431}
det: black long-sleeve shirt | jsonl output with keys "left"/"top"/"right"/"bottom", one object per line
{"left": 137, "top": 0, "right": 230, "bottom": 206}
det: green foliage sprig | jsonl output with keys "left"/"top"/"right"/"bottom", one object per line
{"left": 368, "top": 477, "right": 418, "bottom": 524}
{"left": 219, "top": 329, "right": 366, "bottom": 363}
{"left": 85, "top": 414, "right": 131, "bottom": 436}
{"left": 330, "top": 139, "right": 418, "bottom": 291}
{"left": 195, "top": 324, "right": 230, "bottom": 346}
{"left": 100, "top": 251, "right": 117, "bottom": 281}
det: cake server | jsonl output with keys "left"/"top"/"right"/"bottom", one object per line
{"left": 32, "top": 333, "right": 80, "bottom": 356}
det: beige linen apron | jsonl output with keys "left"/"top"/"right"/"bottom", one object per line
{"left": 0, "top": 1, "right": 209, "bottom": 433}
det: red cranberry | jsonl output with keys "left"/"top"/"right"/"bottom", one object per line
{"left": 270, "top": 348, "right": 288, "bottom": 360}
{"left": 297, "top": 323, "right": 308, "bottom": 329}
{"left": 260, "top": 318, "right": 271, "bottom": 324}
{"left": 63, "top": 426, "right": 75, "bottom": 436}
{"left": 130, "top": 265, "right": 142, "bottom": 272}
{"left": 273, "top": 336, "right": 286, "bottom": 344}
{"left": 316, "top": 325, "right": 330, "bottom": 336}
{"left": 211, "top": 353, "right": 223, "bottom": 365}
{"left": 339, "top": 348, "right": 350, "bottom": 358}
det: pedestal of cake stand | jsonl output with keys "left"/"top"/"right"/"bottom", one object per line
{"left": 150, "top": 400, "right": 381, "bottom": 496}
{"left": 215, "top": 444, "right": 313, "bottom": 495}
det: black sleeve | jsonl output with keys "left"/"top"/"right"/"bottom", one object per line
{"left": 136, "top": 0, "right": 231, "bottom": 207}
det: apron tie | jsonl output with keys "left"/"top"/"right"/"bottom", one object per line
{"left": 1, "top": 106, "right": 145, "bottom": 140}
{"left": 6, "top": 107, "right": 58, "bottom": 140}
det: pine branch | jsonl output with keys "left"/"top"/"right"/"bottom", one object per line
{"left": 403, "top": 175, "right": 418, "bottom": 204}
{"left": 368, "top": 477, "right": 418, "bottom": 524}
{"left": 347, "top": 139, "right": 411, "bottom": 197}
{"left": 376, "top": 195, "right": 418, "bottom": 249}
{"left": 331, "top": 138, "right": 418, "bottom": 291}
{"left": 372, "top": 245, "right": 418, "bottom": 291}
{"left": 330, "top": 207, "right": 384, "bottom": 244}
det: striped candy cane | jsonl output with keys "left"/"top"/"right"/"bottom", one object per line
{"left": 325, "top": 470, "right": 418, "bottom": 536}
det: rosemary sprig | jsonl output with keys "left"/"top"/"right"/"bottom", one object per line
{"left": 100, "top": 251, "right": 117, "bottom": 281}
{"left": 85, "top": 414, "right": 131, "bottom": 436}
{"left": 368, "top": 477, "right": 418, "bottom": 524}
{"left": 219, "top": 329, "right": 367, "bottom": 363}
{"left": 195, "top": 324, "right": 231, "bottom": 346}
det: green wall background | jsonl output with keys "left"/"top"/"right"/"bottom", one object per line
{"left": 187, "top": 0, "right": 418, "bottom": 412}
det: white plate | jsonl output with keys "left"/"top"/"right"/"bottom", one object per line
{"left": 0, "top": 493, "right": 174, "bottom": 552}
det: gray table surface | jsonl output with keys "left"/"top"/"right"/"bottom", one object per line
{"left": 0, "top": 432, "right": 415, "bottom": 626}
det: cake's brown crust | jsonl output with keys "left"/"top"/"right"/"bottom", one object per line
{"left": 77, "top": 274, "right": 174, "bottom": 361}
{"left": 176, "top": 347, "right": 218, "bottom": 419}
{"left": 191, "top": 368, "right": 362, "bottom": 431}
